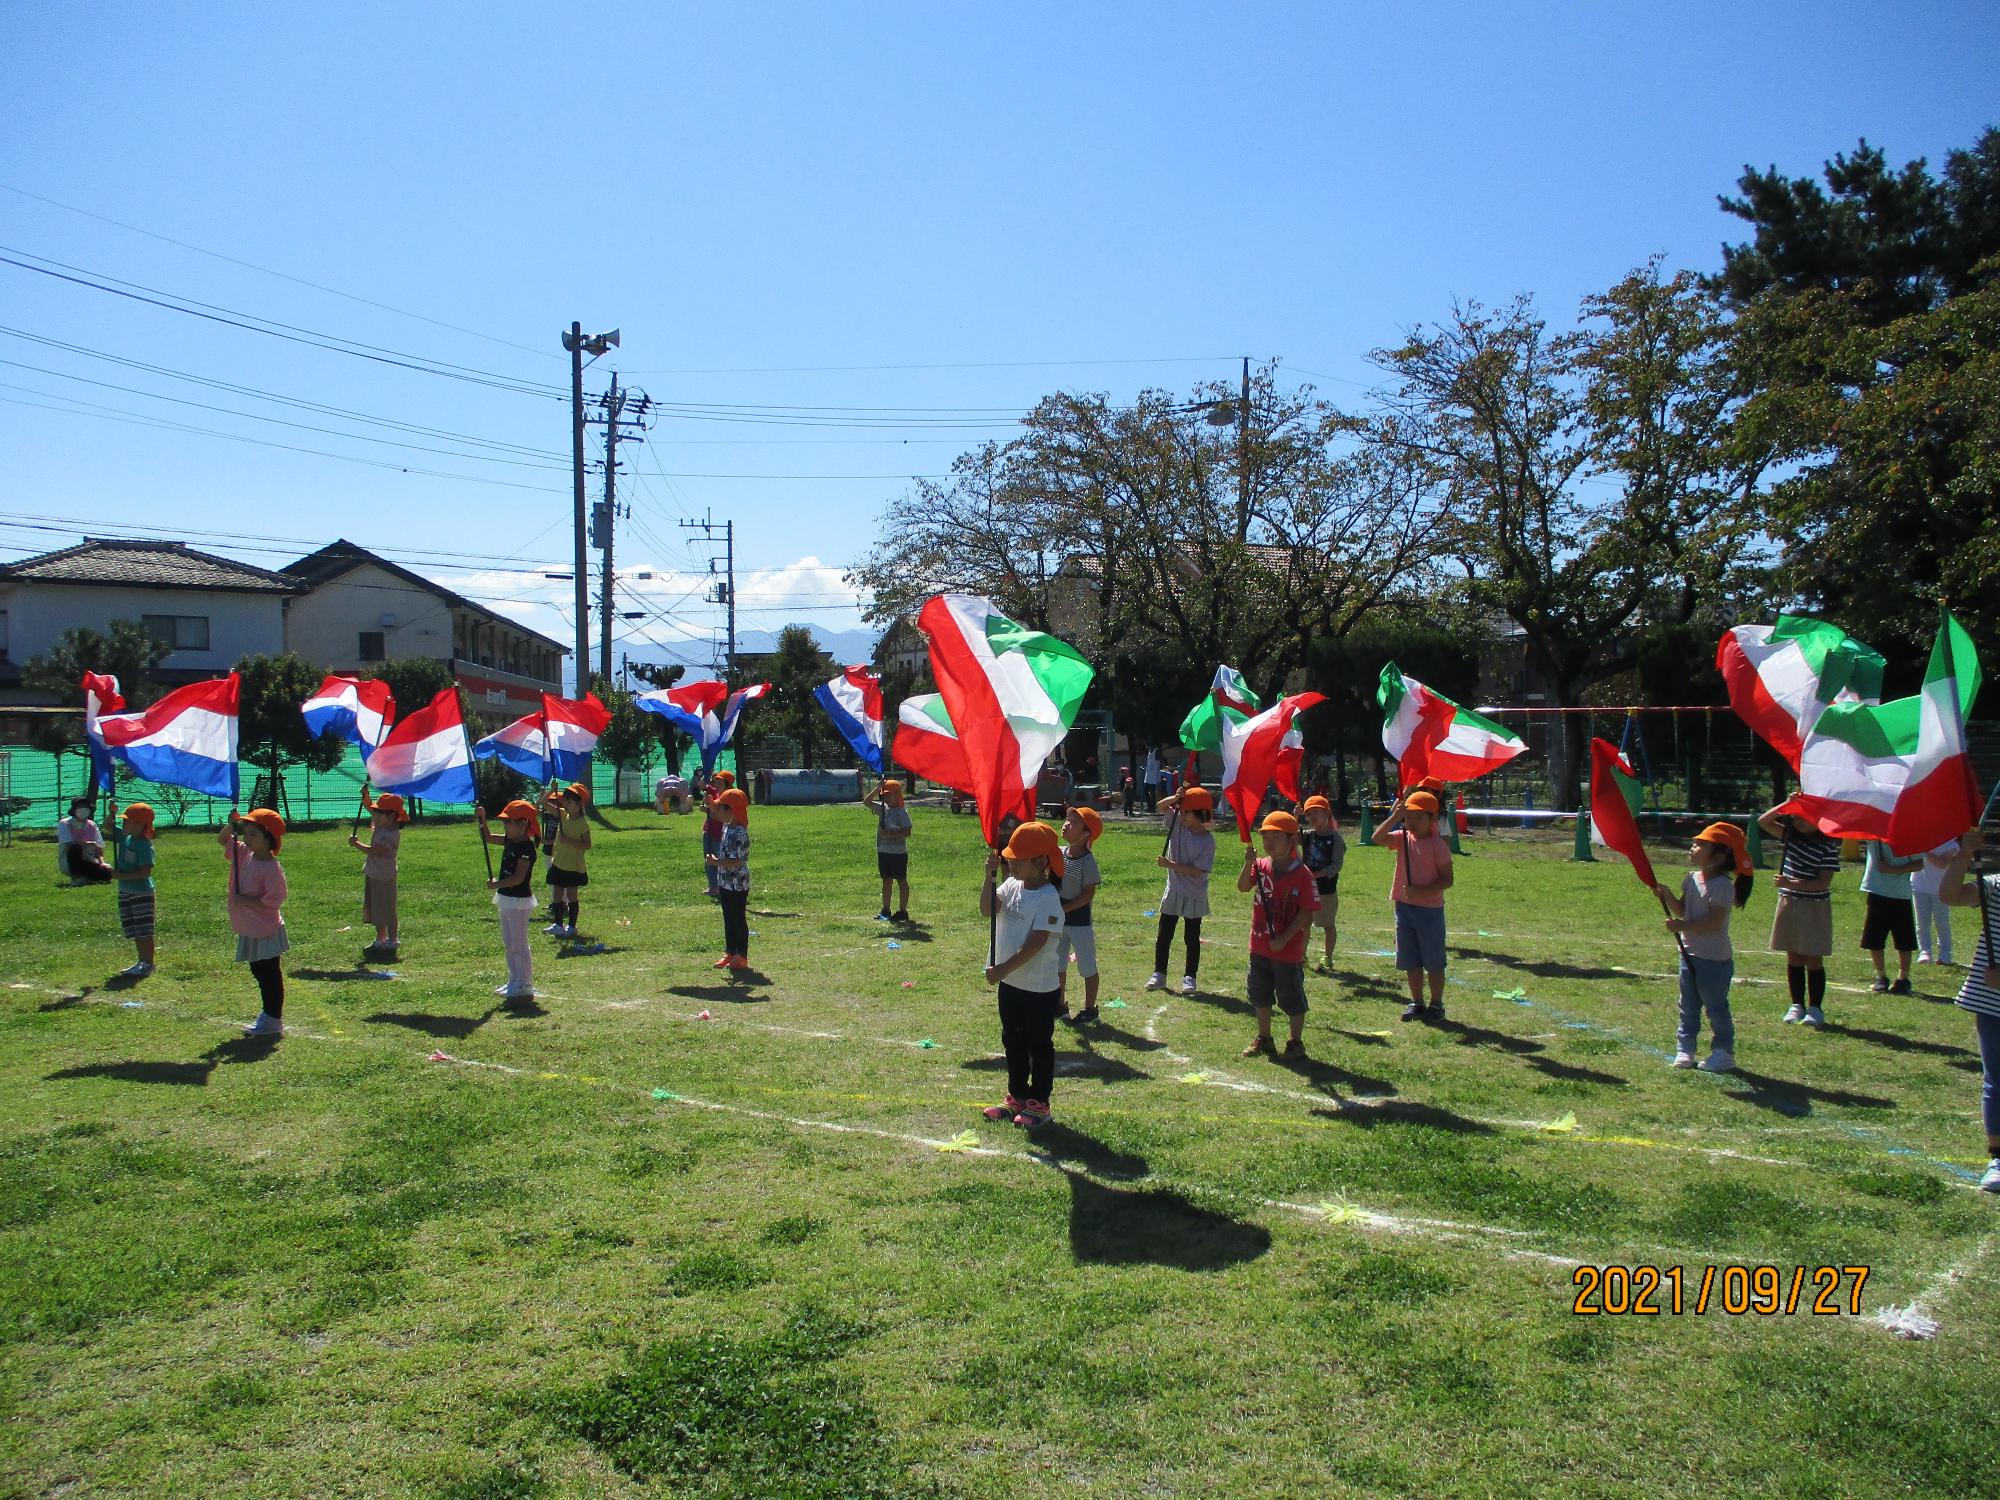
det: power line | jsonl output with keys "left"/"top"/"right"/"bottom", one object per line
{"left": 0, "top": 245, "right": 566, "bottom": 400}
{"left": 620, "top": 355, "right": 1242, "bottom": 375}
{"left": 0, "top": 181, "right": 564, "bottom": 362}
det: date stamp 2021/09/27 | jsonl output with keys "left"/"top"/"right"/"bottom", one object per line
{"left": 1572, "top": 1265, "right": 1870, "bottom": 1317}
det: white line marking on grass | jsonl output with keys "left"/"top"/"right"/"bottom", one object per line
{"left": 1869, "top": 1232, "right": 1997, "bottom": 1340}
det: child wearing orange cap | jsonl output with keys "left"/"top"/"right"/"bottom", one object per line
{"left": 349, "top": 791, "right": 408, "bottom": 957}
{"left": 706, "top": 787, "right": 753, "bottom": 968}
{"left": 979, "top": 820, "right": 1068, "bottom": 1128}
{"left": 699, "top": 770, "right": 736, "bottom": 899}
{"left": 542, "top": 783, "right": 593, "bottom": 939}
{"left": 1372, "top": 789, "right": 1455, "bottom": 1023}
{"left": 862, "top": 776, "right": 914, "bottom": 922}
{"left": 1238, "top": 810, "right": 1322, "bottom": 1058}
{"left": 1148, "top": 786, "right": 1216, "bottom": 995}
{"left": 222, "top": 809, "right": 290, "bottom": 1037}
{"left": 111, "top": 801, "right": 158, "bottom": 977}
{"left": 1299, "top": 795, "right": 1347, "bottom": 971}
{"left": 1655, "top": 822, "right": 1755, "bottom": 1073}
{"left": 478, "top": 799, "right": 541, "bottom": 999}
{"left": 1057, "top": 806, "right": 1104, "bottom": 1024}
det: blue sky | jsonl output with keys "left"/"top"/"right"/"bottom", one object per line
{"left": 4, "top": 2, "right": 1994, "bottom": 684}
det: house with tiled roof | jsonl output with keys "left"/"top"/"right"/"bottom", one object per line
{"left": 0, "top": 538, "right": 296, "bottom": 702}
{"left": 282, "top": 540, "right": 566, "bottom": 718}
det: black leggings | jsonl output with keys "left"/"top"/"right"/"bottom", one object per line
{"left": 550, "top": 893, "right": 581, "bottom": 926}
{"left": 998, "top": 982, "right": 1059, "bottom": 1103}
{"left": 719, "top": 889, "right": 750, "bottom": 956}
{"left": 250, "top": 956, "right": 285, "bottom": 1018}
{"left": 1154, "top": 915, "right": 1202, "bottom": 979}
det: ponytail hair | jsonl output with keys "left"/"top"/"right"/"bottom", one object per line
{"left": 1732, "top": 873, "right": 1754, "bottom": 909}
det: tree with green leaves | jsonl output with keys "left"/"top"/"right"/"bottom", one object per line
{"left": 762, "top": 625, "right": 834, "bottom": 768}
{"left": 21, "top": 622, "right": 171, "bottom": 798}
{"left": 364, "top": 657, "right": 456, "bottom": 720}
{"left": 236, "top": 654, "right": 350, "bottom": 809}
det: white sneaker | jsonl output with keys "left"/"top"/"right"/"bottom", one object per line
{"left": 1671, "top": 1051, "right": 1696, "bottom": 1069}
{"left": 242, "top": 1012, "right": 283, "bottom": 1038}
{"left": 1698, "top": 1050, "right": 1736, "bottom": 1073}
{"left": 1782, "top": 1003, "right": 1806, "bottom": 1024}
{"left": 1915, "top": 953, "right": 1933, "bottom": 965}
{"left": 1179, "top": 976, "right": 1197, "bottom": 996}
{"left": 564, "top": 925, "right": 580, "bottom": 940}
{"left": 1144, "top": 973, "right": 1165, "bottom": 992}
{"left": 1981, "top": 1158, "right": 2000, "bottom": 1194}
{"left": 121, "top": 961, "right": 153, "bottom": 978}
{"left": 1801, "top": 1006, "right": 1826, "bottom": 1028}
{"left": 544, "top": 922, "right": 566, "bottom": 936}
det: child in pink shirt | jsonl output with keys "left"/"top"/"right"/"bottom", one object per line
{"left": 223, "top": 809, "right": 290, "bottom": 1038}
{"left": 1372, "top": 789, "right": 1455, "bottom": 1023}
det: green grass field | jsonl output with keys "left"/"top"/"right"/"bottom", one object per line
{"left": 1, "top": 804, "right": 1993, "bottom": 1499}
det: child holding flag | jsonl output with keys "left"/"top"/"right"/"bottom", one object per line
{"left": 223, "top": 810, "right": 290, "bottom": 1038}
{"left": 112, "top": 802, "right": 157, "bottom": 977}
{"left": 1757, "top": 804, "right": 1841, "bottom": 1026}
{"left": 1299, "top": 795, "right": 1347, "bottom": 970}
{"left": 1373, "top": 789, "right": 1454, "bottom": 1022}
{"left": 348, "top": 792, "right": 407, "bottom": 956}
{"left": 1937, "top": 830, "right": 2000, "bottom": 1192}
{"left": 1058, "top": 806, "right": 1104, "bottom": 1024}
{"left": 707, "top": 787, "right": 753, "bottom": 969}
{"left": 1237, "top": 810, "right": 1320, "bottom": 1058}
{"left": 542, "top": 783, "right": 593, "bottom": 938}
{"left": 1148, "top": 786, "right": 1216, "bottom": 995}
{"left": 979, "top": 822, "right": 1068, "bottom": 1129}
{"left": 699, "top": 770, "right": 736, "bottom": 899}
{"left": 1655, "top": 823, "right": 1754, "bottom": 1073}
{"left": 1859, "top": 840, "right": 1922, "bottom": 994}
{"left": 862, "top": 778, "right": 913, "bottom": 921}
{"left": 479, "top": 800, "right": 541, "bottom": 999}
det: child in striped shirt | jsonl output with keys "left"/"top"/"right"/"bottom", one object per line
{"left": 1757, "top": 804, "right": 1841, "bottom": 1027}
{"left": 1937, "top": 830, "right": 2000, "bottom": 1192}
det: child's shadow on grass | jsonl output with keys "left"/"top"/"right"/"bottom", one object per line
{"left": 1331, "top": 1028, "right": 1393, "bottom": 1047}
{"left": 293, "top": 967, "right": 399, "bottom": 983}
{"left": 555, "top": 943, "right": 626, "bottom": 960}
{"left": 1819, "top": 1021, "right": 1977, "bottom": 1063}
{"left": 46, "top": 1035, "right": 278, "bottom": 1088}
{"left": 1276, "top": 1052, "right": 1399, "bottom": 1098}
{"left": 365, "top": 1009, "right": 491, "bottom": 1039}
{"left": 1327, "top": 968, "right": 1406, "bottom": 1004}
{"left": 1183, "top": 987, "right": 1255, "bottom": 1018}
{"left": 1066, "top": 1175, "right": 1271, "bottom": 1272}
{"left": 1070, "top": 1020, "right": 1167, "bottom": 1053}
{"left": 877, "top": 926, "right": 933, "bottom": 944}
{"left": 1522, "top": 1056, "right": 1628, "bottom": 1088}
{"left": 1310, "top": 1098, "right": 1499, "bottom": 1135}
{"left": 665, "top": 982, "right": 769, "bottom": 1005}
{"left": 961, "top": 1052, "right": 1152, "bottom": 1086}
{"left": 1436, "top": 1017, "right": 1543, "bottom": 1056}
{"left": 1452, "top": 946, "right": 1626, "bottom": 983}
{"left": 1722, "top": 1068, "right": 1897, "bottom": 1117}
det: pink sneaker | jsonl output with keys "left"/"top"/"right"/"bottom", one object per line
{"left": 982, "top": 1094, "right": 1023, "bottom": 1121}
{"left": 1013, "top": 1099, "right": 1052, "bottom": 1130}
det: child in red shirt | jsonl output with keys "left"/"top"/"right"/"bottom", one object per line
{"left": 1236, "top": 810, "right": 1321, "bottom": 1059}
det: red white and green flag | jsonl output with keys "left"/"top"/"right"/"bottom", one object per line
{"left": 1179, "top": 664, "right": 1262, "bottom": 752}
{"left": 1219, "top": 692, "right": 1325, "bottom": 842}
{"left": 889, "top": 693, "right": 973, "bottom": 794}
{"left": 1792, "top": 610, "right": 1982, "bottom": 855}
{"left": 1717, "top": 615, "right": 1885, "bottom": 769}
{"left": 915, "top": 594, "right": 1095, "bottom": 845}
{"left": 1589, "top": 737, "right": 1657, "bottom": 888}
{"left": 1377, "top": 663, "right": 1525, "bottom": 786}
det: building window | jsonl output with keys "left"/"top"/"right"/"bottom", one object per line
{"left": 359, "top": 631, "right": 386, "bottom": 662}
{"left": 141, "top": 614, "right": 210, "bottom": 651}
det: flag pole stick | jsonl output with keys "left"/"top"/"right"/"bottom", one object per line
{"left": 459, "top": 690, "right": 494, "bottom": 883}
{"left": 1655, "top": 884, "right": 1690, "bottom": 960}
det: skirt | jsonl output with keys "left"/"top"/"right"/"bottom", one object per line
{"left": 235, "top": 930, "right": 291, "bottom": 964}
{"left": 363, "top": 875, "right": 397, "bottom": 925}
{"left": 1159, "top": 886, "right": 1210, "bottom": 920}
{"left": 117, "top": 885, "right": 155, "bottom": 939}
{"left": 546, "top": 866, "right": 589, "bottom": 889}
{"left": 1769, "top": 894, "right": 1833, "bottom": 957}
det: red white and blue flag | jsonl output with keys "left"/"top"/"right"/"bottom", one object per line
{"left": 82, "top": 671, "right": 125, "bottom": 792}
{"left": 543, "top": 691, "right": 612, "bottom": 782}
{"left": 472, "top": 711, "right": 551, "bottom": 783}
{"left": 94, "top": 673, "right": 240, "bottom": 799}
{"left": 813, "top": 666, "right": 884, "bottom": 772}
{"left": 634, "top": 679, "right": 770, "bottom": 772}
{"left": 368, "top": 688, "right": 478, "bottom": 804}
{"left": 301, "top": 674, "right": 396, "bottom": 755}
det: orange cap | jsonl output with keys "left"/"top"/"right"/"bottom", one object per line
{"left": 242, "top": 807, "right": 286, "bottom": 853}
{"left": 709, "top": 770, "right": 735, "bottom": 786}
{"left": 369, "top": 792, "right": 410, "bottom": 824}
{"left": 1067, "top": 805, "right": 1102, "bottom": 841}
{"left": 1417, "top": 776, "right": 1446, "bottom": 794}
{"left": 1259, "top": 810, "right": 1300, "bottom": 835}
{"left": 1301, "top": 795, "right": 1331, "bottom": 814}
{"left": 1000, "top": 820, "right": 1065, "bottom": 877}
{"left": 1404, "top": 791, "right": 1441, "bottom": 815}
{"left": 1177, "top": 786, "right": 1214, "bottom": 814}
{"left": 1696, "top": 822, "right": 1753, "bottom": 877}
{"left": 879, "top": 779, "right": 903, "bottom": 798}
{"left": 713, "top": 787, "right": 749, "bottom": 823}
{"left": 500, "top": 799, "right": 541, "bottom": 840}
{"left": 121, "top": 802, "right": 155, "bottom": 836}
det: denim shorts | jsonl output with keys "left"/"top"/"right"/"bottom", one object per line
{"left": 1394, "top": 901, "right": 1447, "bottom": 972}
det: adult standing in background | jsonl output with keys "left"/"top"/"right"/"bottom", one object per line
{"left": 1141, "top": 746, "right": 1161, "bottom": 814}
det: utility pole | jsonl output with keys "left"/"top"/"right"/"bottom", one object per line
{"left": 589, "top": 380, "right": 652, "bottom": 688}
{"left": 679, "top": 511, "right": 737, "bottom": 679}
{"left": 560, "top": 323, "right": 619, "bottom": 694}
{"left": 1237, "top": 354, "right": 1251, "bottom": 537}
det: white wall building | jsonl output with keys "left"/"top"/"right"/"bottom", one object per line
{"left": 0, "top": 539, "right": 294, "bottom": 702}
